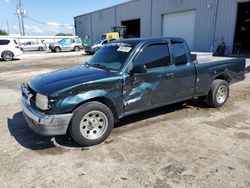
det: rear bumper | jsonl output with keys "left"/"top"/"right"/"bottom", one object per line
{"left": 15, "top": 50, "right": 23, "bottom": 56}
{"left": 49, "top": 46, "right": 54, "bottom": 51}
{"left": 21, "top": 96, "right": 72, "bottom": 136}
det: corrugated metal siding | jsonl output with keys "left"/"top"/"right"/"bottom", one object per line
{"left": 214, "top": 0, "right": 250, "bottom": 53}
{"left": 151, "top": 0, "right": 217, "bottom": 51}
{"left": 75, "top": 15, "right": 92, "bottom": 39}
{"left": 115, "top": 0, "right": 151, "bottom": 37}
{"left": 91, "top": 8, "right": 116, "bottom": 42}
{"left": 213, "top": 0, "right": 238, "bottom": 54}
{"left": 74, "top": 0, "right": 249, "bottom": 53}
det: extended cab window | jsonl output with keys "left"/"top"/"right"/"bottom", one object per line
{"left": 0, "top": 40, "right": 10, "bottom": 45}
{"left": 172, "top": 42, "right": 189, "bottom": 66}
{"left": 134, "top": 43, "right": 171, "bottom": 69}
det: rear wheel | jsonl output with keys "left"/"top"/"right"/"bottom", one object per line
{"left": 1, "top": 51, "right": 14, "bottom": 61}
{"left": 207, "top": 79, "right": 229, "bottom": 108}
{"left": 74, "top": 46, "right": 80, "bottom": 52}
{"left": 69, "top": 102, "right": 114, "bottom": 146}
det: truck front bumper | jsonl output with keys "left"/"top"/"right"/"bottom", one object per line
{"left": 21, "top": 97, "right": 73, "bottom": 136}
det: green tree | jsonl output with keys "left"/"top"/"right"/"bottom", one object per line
{"left": 55, "top": 32, "right": 72, "bottom": 36}
{"left": 0, "top": 29, "right": 8, "bottom": 35}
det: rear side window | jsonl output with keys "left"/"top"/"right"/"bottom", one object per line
{"left": 172, "top": 42, "right": 189, "bottom": 66}
{"left": 134, "top": 43, "right": 171, "bottom": 69}
{"left": 102, "top": 40, "right": 108, "bottom": 45}
{"left": 0, "top": 40, "right": 10, "bottom": 45}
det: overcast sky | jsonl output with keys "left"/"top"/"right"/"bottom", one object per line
{"left": 0, "top": 0, "right": 128, "bottom": 35}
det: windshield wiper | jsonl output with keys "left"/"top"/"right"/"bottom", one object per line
{"left": 85, "top": 62, "right": 91, "bottom": 67}
{"left": 92, "top": 63, "right": 112, "bottom": 72}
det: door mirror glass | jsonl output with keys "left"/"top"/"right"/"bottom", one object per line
{"left": 130, "top": 64, "right": 147, "bottom": 74}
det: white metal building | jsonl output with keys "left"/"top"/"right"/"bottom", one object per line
{"left": 74, "top": 0, "right": 250, "bottom": 54}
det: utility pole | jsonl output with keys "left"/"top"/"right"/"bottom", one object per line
{"left": 6, "top": 20, "right": 10, "bottom": 34}
{"left": 16, "top": 0, "right": 26, "bottom": 36}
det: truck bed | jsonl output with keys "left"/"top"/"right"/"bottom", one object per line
{"left": 192, "top": 52, "right": 246, "bottom": 96}
{"left": 192, "top": 52, "right": 237, "bottom": 64}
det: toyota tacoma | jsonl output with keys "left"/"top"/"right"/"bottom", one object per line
{"left": 21, "top": 38, "right": 246, "bottom": 146}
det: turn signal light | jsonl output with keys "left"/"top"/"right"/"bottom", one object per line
{"left": 32, "top": 120, "right": 40, "bottom": 126}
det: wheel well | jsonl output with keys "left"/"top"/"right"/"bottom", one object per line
{"left": 215, "top": 74, "right": 231, "bottom": 83}
{"left": 1, "top": 50, "right": 14, "bottom": 57}
{"left": 72, "top": 97, "right": 119, "bottom": 122}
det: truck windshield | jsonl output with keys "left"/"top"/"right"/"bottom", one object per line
{"left": 87, "top": 42, "right": 136, "bottom": 71}
{"left": 95, "top": 40, "right": 102, "bottom": 45}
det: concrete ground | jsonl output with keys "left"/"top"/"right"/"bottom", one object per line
{"left": 0, "top": 51, "right": 250, "bottom": 188}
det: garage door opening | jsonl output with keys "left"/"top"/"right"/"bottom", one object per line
{"left": 121, "top": 19, "right": 140, "bottom": 38}
{"left": 162, "top": 10, "right": 196, "bottom": 50}
{"left": 233, "top": 2, "right": 250, "bottom": 54}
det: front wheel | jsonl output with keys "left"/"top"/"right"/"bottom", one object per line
{"left": 207, "top": 79, "right": 229, "bottom": 108}
{"left": 54, "top": 47, "right": 61, "bottom": 53}
{"left": 69, "top": 102, "right": 114, "bottom": 147}
{"left": 38, "top": 47, "right": 43, "bottom": 51}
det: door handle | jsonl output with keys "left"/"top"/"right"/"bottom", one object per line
{"left": 165, "top": 73, "right": 175, "bottom": 79}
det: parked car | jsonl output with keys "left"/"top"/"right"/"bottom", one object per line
{"left": 21, "top": 37, "right": 246, "bottom": 146}
{"left": 85, "top": 39, "right": 115, "bottom": 54}
{"left": 0, "top": 38, "right": 22, "bottom": 61}
{"left": 20, "top": 41, "right": 46, "bottom": 51}
{"left": 49, "top": 37, "right": 83, "bottom": 52}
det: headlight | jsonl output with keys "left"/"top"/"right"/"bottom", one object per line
{"left": 36, "top": 93, "right": 49, "bottom": 110}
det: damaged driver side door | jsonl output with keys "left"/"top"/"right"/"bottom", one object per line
{"left": 123, "top": 42, "right": 175, "bottom": 115}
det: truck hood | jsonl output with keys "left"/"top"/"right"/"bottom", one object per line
{"left": 28, "top": 65, "right": 116, "bottom": 96}
{"left": 92, "top": 43, "right": 102, "bottom": 49}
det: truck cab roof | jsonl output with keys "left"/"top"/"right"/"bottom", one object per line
{"left": 112, "top": 37, "right": 186, "bottom": 44}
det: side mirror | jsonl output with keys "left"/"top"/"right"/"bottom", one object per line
{"left": 191, "top": 54, "right": 197, "bottom": 61}
{"left": 130, "top": 64, "right": 147, "bottom": 74}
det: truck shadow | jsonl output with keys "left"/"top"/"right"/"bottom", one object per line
{"left": 8, "top": 99, "right": 209, "bottom": 150}
{"left": 7, "top": 112, "right": 80, "bottom": 150}
{"left": 0, "top": 58, "right": 21, "bottom": 62}
{"left": 116, "top": 99, "right": 208, "bottom": 128}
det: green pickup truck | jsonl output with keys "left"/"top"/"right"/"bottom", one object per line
{"left": 21, "top": 37, "right": 246, "bottom": 146}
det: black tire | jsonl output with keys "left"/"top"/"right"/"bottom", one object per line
{"left": 38, "top": 47, "right": 43, "bottom": 51}
{"left": 207, "top": 79, "right": 229, "bottom": 108}
{"left": 69, "top": 102, "right": 114, "bottom": 147}
{"left": 54, "top": 47, "right": 61, "bottom": 53}
{"left": 1, "top": 51, "right": 14, "bottom": 61}
{"left": 93, "top": 48, "right": 99, "bottom": 54}
{"left": 74, "top": 46, "right": 80, "bottom": 52}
